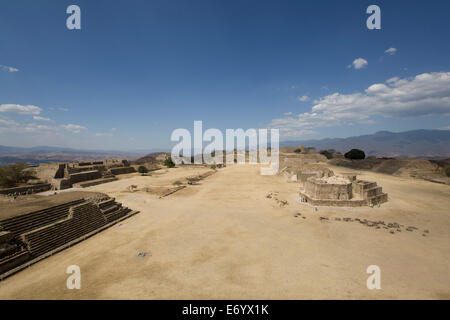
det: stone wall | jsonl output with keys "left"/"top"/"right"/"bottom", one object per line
{"left": 109, "top": 167, "right": 136, "bottom": 175}
{"left": 69, "top": 170, "right": 102, "bottom": 184}
{"left": 300, "top": 192, "right": 367, "bottom": 207}
{"left": 35, "top": 163, "right": 62, "bottom": 182}
{"left": 304, "top": 178, "right": 353, "bottom": 200}
{"left": 0, "top": 183, "right": 51, "bottom": 196}
{"left": 73, "top": 177, "right": 117, "bottom": 188}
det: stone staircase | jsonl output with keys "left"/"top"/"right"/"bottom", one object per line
{"left": 22, "top": 202, "right": 107, "bottom": 258}
{"left": 353, "top": 180, "right": 388, "bottom": 205}
{"left": 97, "top": 198, "right": 131, "bottom": 223}
{"left": 0, "top": 199, "right": 86, "bottom": 235}
{"left": 0, "top": 196, "right": 139, "bottom": 279}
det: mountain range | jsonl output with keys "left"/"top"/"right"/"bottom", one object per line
{"left": 281, "top": 129, "right": 450, "bottom": 158}
{"left": 1, "top": 129, "right": 449, "bottom": 165}
{"left": 0, "top": 146, "right": 163, "bottom": 165}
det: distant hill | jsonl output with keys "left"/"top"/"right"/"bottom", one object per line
{"left": 133, "top": 152, "right": 170, "bottom": 165}
{"left": 2, "top": 129, "right": 449, "bottom": 165}
{"left": 281, "top": 129, "right": 450, "bottom": 158}
{"left": 0, "top": 145, "right": 160, "bottom": 165}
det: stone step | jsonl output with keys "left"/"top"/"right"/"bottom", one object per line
{"left": 0, "top": 199, "right": 85, "bottom": 235}
{"left": 367, "top": 193, "right": 388, "bottom": 205}
{"left": 363, "top": 186, "right": 383, "bottom": 198}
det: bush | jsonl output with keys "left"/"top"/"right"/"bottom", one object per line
{"left": 210, "top": 164, "right": 216, "bottom": 170}
{"left": 0, "top": 162, "right": 36, "bottom": 188}
{"left": 137, "top": 165, "right": 148, "bottom": 174}
{"left": 319, "top": 150, "right": 333, "bottom": 159}
{"left": 344, "top": 149, "right": 366, "bottom": 160}
{"left": 444, "top": 164, "right": 450, "bottom": 177}
{"left": 163, "top": 157, "right": 175, "bottom": 168}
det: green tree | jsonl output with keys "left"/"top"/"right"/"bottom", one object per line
{"left": 137, "top": 165, "right": 148, "bottom": 174}
{"left": 163, "top": 157, "right": 175, "bottom": 168}
{"left": 0, "top": 162, "right": 36, "bottom": 188}
{"left": 443, "top": 164, "right": 450, "bottom": 177}
{"left": 344, "top": 149, "right": 366, "bottom": 160}
{"left": 319, "top": 150, "right": 333, "bottom": 159}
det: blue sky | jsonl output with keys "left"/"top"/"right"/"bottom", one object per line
{"left": 1, "top": 0, "right": 450, "bottom": 150}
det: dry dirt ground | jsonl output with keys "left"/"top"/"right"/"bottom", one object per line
{"left": 0, "top": 164, "right": 449, "bottom": 299}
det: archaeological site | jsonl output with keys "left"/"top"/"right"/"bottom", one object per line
{"left": 2, "top": 0, "right": 450, "bottom": 308}
{"left": 1, "top": 139, "right": 449, "bottom": 302}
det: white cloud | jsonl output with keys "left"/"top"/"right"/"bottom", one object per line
{"left": 348, "top": 58, "right": 368, "bottom": 70}
{"left": 61, "top": 124, "right": 87, "bottom": 134}
{"left": 298, "top": 95, "right": 309, "bottom": 102}
{"left": 0, "top": 65, "right": 19, "bottom": 72}
{"left": 111, "top": 128, "right": 117, "bottom": 131}
{"left": 0, "top": 117, "right": 19, "bottom": 128}
{"left": 0, "top": 104, "right": 42, "bottom": 115}
{"left": 386, "top": 77, "right": 399, "bottom": 84}
{"left": 283, "top": 112, "right": 293, "bottom": 116}
{"left": 0, "top": 118, "right": 58, "bottom": 134}
{"left": 95, "top": 132, "right": 113, "bottom": 137}
{"left": 23, "top": 124, "right": 57, "bottom": 133}
{"left": 438, "top": 125, "right": 450, "bottom": 130}
{"left": 33, "top": 116, "right": 52, "bottom": 121}
{"left": 385, "top": 47, "right": 397, "bottom": 55}
{"left": 270, "top": 72, "right": 450, "bottom": 138}
{"left": 58, "top": 107, "right": 69, "bottom": 112}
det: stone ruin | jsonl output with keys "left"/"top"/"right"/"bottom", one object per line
{"left": 277, "top": 146, "right": 388, "bottom": 207}
{"left": 0, "top": 194, "right": 139, "bottom": 279}
{"left": 35, "top": 159, "right": 136, "bottom": 190}
{"left": 279, "top": 147, "right": 328, "bottom": 175}
{"left": 298, "top": 168, "right": 388, "bottom": 207}
{"left": 0, "top": 183, "right": 52, "bottom": 198}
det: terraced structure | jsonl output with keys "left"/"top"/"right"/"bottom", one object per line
{"left": 0, "top": 192, "right": 138, "bottom": 279}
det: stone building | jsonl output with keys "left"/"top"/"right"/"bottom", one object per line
{"left": 299, "top": 169, "right": 388, "bottom": 207}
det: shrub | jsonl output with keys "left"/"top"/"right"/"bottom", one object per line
{"left": 210, "top": 164, "right": 216, "bottom": 170}
{"left": 444, "top": 164, "right": 450, "bottom": 177}
{"left": 137, "top": 165, "right": 148, "bottom": 174}
{"left": 344, "top": 149, "right": 366, "bottom": 160}
{"left": 319, "top": 150, "right": 333, "bottom": 159}
{"left": 0, "top": 162, "right": 36, "bottom": 188}
{"left": 172, "top": 180, "right": 182, "bottom": 185}
{"left": 163, "top": 157, "right": 175, "bottom": 168}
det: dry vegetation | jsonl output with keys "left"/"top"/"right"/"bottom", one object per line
{"left": 0, "top": 163, "right": 36, "bottom": 188}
